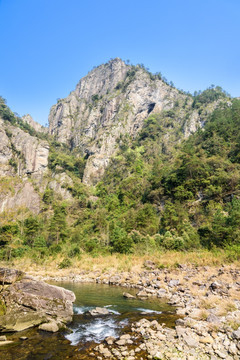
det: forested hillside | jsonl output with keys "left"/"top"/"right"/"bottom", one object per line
{"left": 1, "top": 94, "right": 239, "bottom": 264}
{"left": 0, "top": 59, "right": 239, "bottom": 264}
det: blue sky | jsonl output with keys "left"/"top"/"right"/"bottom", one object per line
{"left": 0, "top": 0, "right": 239, "bottom": 126}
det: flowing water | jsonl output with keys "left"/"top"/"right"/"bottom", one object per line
{"left": 0, "top": 282, "right": 178, "bottom": 360}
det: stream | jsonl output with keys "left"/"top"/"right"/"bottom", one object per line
{"left": 0, "top": 282, "right": 178, "bottom": 360}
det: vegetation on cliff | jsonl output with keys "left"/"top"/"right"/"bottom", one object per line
{"left": 0, "top": 78, "right": 239, "bottom": 264}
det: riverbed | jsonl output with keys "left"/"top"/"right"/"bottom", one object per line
{"left": 0, "top": 282, "right": 177, "bottom": 360}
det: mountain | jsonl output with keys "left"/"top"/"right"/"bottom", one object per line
{"left": 0, "top": 58, "right": 239, "bottom": 260}
{"left": 48, "top": 58, "right": 222, "bottom": 184}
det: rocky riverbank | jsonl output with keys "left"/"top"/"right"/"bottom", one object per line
{"left": 33, "top": 263, "right": 240, "bottom": 359}
{"left": 0, "top": 268, "right": 75, "bottom": 334}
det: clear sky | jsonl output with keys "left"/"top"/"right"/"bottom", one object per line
{"left": 0, "top": 0, "right": 239, "bottom": 126}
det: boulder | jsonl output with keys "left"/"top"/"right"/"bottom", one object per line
{"left": 0, "top": 268, "right": 23, "bottom": 284}
{"left": 232, "top": 327, "right": 240, "bottom": 340}
{"left": 0, "top": 269, "right": 75, "bottom": 332}
{"left": 206, "top": 314, "right": 221, "bottom": 324}
{"left": 209, "top": 281, "right": 222, "bottom": 291}
{"left": 168, "top": 279, "right": 180, "bottom": 287}
{"left": 123, "top": 292, "right": 136, "bottom": 299}
{"left": 0, "top": 340, "right": 13, "bottom": 346}
{"left": 88, "top": 307, "right": 109, "bottom": 316}
{"left": 0, "top": 312, "right": 46, "bottom": 332}
{"left": 136, "top": 290, "right": 148, "bottom": 298}
{"left": 144, "top": 260, "right": 156, "bottom": 270}
{"left": 39, "top": 321, "right": 59, "bottom": 333}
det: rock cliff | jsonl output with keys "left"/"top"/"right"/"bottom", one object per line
{"left": 22, "top": 114, "right": 47, "bottom": 134}
{"left": 0, "top": 118, "right": 49, "bottom": 177}
{"left": 48, "top": 58, "right": 220, "bottom": 184}
{"left": 0, "top": 115, "right": 49, "bottom": 214}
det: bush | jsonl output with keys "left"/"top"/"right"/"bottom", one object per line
{"left": 84, "top": 238, "right": 100, "bottom": 253}
{"left": 58, "top": 258, "right": 72, "bottom": 269}
{"left": 110, "top": 226, "right": 133, "bottom": 254}
{"left": 161, "top": 231, "right": 184, "bottom": 250}
{"left": 68, "top": 246, "right": 81, "bottom": 258}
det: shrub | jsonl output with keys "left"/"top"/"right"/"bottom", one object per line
{"left": 84, "top": 238, "right": 99, "bottom": 253}
{"left": 161, "top": 231, "right": 184, "bottom": 250}
{"left": 58, "top": 258, "right": 72, "bottom": 269}
{"left": 68, "top": 246, "right": 81, "bottom": 258}
{"left": 110, "top": 226, "right": 133, "bottom": 254}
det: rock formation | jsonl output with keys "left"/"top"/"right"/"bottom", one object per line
{"left": 0, "top": 58, "right": 231, "bottom": 217}
{"left": 0, "top": 268, "right": 75, "bottom": 332}
{"left": 22, "top": 114, "right": 47, "bottom": 134}
{"left": 48, "top": 58, "right": 224, "bottom": 184}
{"left": 0, "top": 118, "right": 49, "bottom": 177}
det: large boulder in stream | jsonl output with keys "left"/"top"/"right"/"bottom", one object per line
{"left": 0, "top": 268, "right": 75, "bottom": 332}
{"left": 88, "top": 307, "right": 110, "bottom": 316}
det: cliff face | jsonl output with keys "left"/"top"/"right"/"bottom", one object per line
{"left": 22, "top": 114, "right": 47, "bottom": 134}
{"left": 48, "top": 59, "right": 188, "bottom": 183}
{"left": 48, "top": 58, "right": 217, "bottom": 184}
{"left": 0, "top": 117, "right": 49, "bottom": 214}
{"left": 0, "top": 118, "right": 49, "bottom": 177}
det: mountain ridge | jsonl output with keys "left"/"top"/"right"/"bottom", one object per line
{"left": 0, "top": 59, "right": 238, "bottom": 260}
{"left": 48, "top": 58, "right": 226, "bottom": 184}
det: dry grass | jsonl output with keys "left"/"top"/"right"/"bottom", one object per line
{"left": 227, "top": 320, "right": 240, "bottom": 330}
{"left": 198, "top": 310, "right": 209, "bottom": 321}
{"left": 200, "top": 296, "right": 220, "bottom": 310}
{"left": 0, "top": 249, "right": 239, "bottom": 277}
{"left": 216, "top": 300, "right": 237, "bottom": 316}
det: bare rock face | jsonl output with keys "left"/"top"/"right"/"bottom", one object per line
{"left": 0, "top": 117, "right": 49, "bottom": 214}
{"left": 48, "top": 58, "right": 219, "bottom": 185}
{"left": 48, "top": 172, "right": 73, "bottom": 200}
{"left": 0, "top": 117, "right": 49, "bottom": 177}
{"left": 48, "top": 58, "right": 190, "bottom": 184}
{"left": 11, "top": 127, "right": 49, "bottom": 176}
{"left": 0, "top": 268, "right": 76, "bottom": 332}
{"left": 22, "top": 114, "right": 47, "bottom": 134}
{"left": 0, "top": 179, "right": 41, "bottom": 214}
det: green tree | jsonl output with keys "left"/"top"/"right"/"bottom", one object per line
{"left": 48, "top": 203, "right": 68, "bottom": 244}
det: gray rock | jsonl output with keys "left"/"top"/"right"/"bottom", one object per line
{"left": 168, "top": 279, "right": 180, "bottom": 287}
{"left": 144, "top": 260, "right": 156, "bottom": 270}
{"left": 182, "top": 334, "right": 199, "bottom": 348}
{"left": 123, "top": 292, "right": 135, "bottom": 299}
{"left": 232, "top": 327, "right": 240, "bottom": 340}
{"left": 209, "top": 281, "right": 222, "bottom": 291}
{"left": 105, "top": 336, "right": 116, "bottom": 345}
{"left": 88, "top": 307, "right": 109, "bottom": 316}
{"left": 115, "top": 339, "right": 127, "bottom": 346}
{"left": 207, "top": 314, "right": 221, "bottom": 324}
{"left": 39, "top": 321, "right": 59, "bottom": 332}
{"left": 157, "top": 288, "right": 167, "bottom": 298}
{"left": 136, "top": 290, "right": 148, "bottom": 298}
{"left": 0, "top": 268, "right": 23, "bottom": 284}
{"left": 0, "top": 271, "right": 75, "bottom": 332}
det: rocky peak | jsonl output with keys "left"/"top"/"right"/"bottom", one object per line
{"left": 75, "top": 57, "right": 128, "bottom": 100}
{"left": 22, "top": 114, "right": 47, "bottom": 134}
{"left": 48, "top": 59, "right": 190, "bottom": 184}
